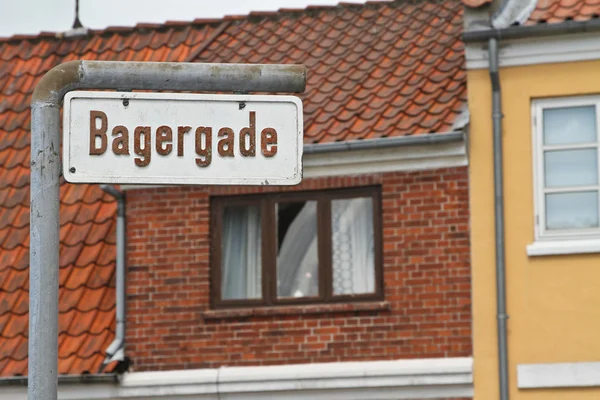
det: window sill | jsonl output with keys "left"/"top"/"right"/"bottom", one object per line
{"left": 202, "top": 301, "right": 390, "bottom": 321}
{"left": 527, "top": 238, "right": 600, "bottom": 256}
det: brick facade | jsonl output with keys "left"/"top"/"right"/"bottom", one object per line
{"left": 125, "top": 167, "right": 471, "bottom": 371}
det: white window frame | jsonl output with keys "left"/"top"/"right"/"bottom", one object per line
{"left": 529, "top": 95, "right": 600, "bottom": 256}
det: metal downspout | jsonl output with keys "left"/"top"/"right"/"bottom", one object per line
{"left": 99, "top": 185, "right": 126, "bottom": 372}
{"left": 489, "top": 37, "right": 509, "bottom": 400}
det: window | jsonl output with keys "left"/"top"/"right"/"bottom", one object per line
{"left": 211, "top": 187, "right": 383, "bottom": 307}
{"left": 533, "top": 96, "right": 600, "bottom": 241}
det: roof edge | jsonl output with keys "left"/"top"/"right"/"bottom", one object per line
{"left": 0, "top": 0, "right": 395, "bottom": 44}
{"left": 303, "top": 131, "right": 466, "bottom": 155}
{"left": 463, "top": 17, "right": 600, "bottom": 42}
{"left": 0, "top": 18, "right": 225, "bottom": 44}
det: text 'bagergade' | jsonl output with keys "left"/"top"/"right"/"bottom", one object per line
{"left": 88, "top": 110, "right": 278, "bottom": 167}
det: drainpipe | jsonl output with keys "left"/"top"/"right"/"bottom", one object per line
{"left": 489, "top": 37, "right": 509, "bottom": 400}
{"left": 99, "top": 185, "right": 126, "bottom": 372}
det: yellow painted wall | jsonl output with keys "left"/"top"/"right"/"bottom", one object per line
{"left": 469, "top": 59, "right": 600, "bottom": 400}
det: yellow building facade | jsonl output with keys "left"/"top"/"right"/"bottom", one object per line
{"left": 464, "top": 1, "right": 600, "bottom": 399}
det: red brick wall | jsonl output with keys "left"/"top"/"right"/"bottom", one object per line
{"left": 125, "top": 167, "right": 471, "bottom": 371}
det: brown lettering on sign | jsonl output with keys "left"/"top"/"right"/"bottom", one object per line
{"left": 217, "top": 128, "right": 234, "bottom": 157}
{"left": 156, "top": 125, "right": 173, "bottom": 156}
{"left": 89, "top": 110, "right": 108, "bottom": 155}
{"left": 88, "top": 109, "right": 284, "bottom": 168}
{"left": 261, "top": 128, "right": 278, "bottom": 157}
{"left": 134, "top": 126, "right": 151, "bottom": 167}
{"left": 195, "top": 127, "right": 212, "bottom": 167}
{"left": 239, "top": 111, "right": 256, "bottom": 157}
{"left": 177, "top": 126, "right": 191, "bottom": 156}
{"left": 112, "top": 125, "right": 130, "bottom": 155}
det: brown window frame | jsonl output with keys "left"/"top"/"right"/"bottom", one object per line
{"left": 210, "top": 186, "right": 383, "bottom": 309}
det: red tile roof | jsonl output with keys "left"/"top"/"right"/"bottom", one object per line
{"left": 202, "top": 3, "right": 465, "bottom": 143}
{"left": 527, "top": 0, "right": 600, "bottom": 25}
{"left": 0, "top": 22, "right": 221, "bottom": 377}
{"left": 0, "top": 0, "right": 466, "bottom": 378}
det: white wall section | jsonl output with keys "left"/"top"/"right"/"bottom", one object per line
{"left": 0, "top": 357, "right": 474, "bottom": 400}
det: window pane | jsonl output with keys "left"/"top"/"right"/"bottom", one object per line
{"left": 546, "top": 191, "right": 599, "bottom": 230}
{"left": 332, "top": 197, "right": 375, "bottom": 295}
{"left": 221, "top": 205, "right": 262, "bottom": 300}
{"left": 543, "top": 105, "right": 596, "bottom": 145}
{"left": 544, "top": 149, "right": 598, "bottom": 188}
{"left": 277, "top": 201, "right": 319, "bottom": 298}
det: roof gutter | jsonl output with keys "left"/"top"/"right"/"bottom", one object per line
{"left": 0, "top": 374, "right": 118, "bottom": 386}
{"left": 303, "top": 131, "right": 465, "bottom": 154}
{"left": 463, "top": 18, "right": 600, "bottom": 43}
{"left": 99, "top": 185, "right": 126, "bottom": 372}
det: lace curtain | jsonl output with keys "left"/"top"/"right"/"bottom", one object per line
{"left": 331, "top": 197, "right": 374, "bottom": 295}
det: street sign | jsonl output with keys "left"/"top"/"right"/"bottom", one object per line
{"left": 62, "top": 91, "right": 303, "bottom": 185}
{"left": 32, "top": 61, "right": 306, "bottom": 400}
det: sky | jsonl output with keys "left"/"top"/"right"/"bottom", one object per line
{"left": 0, "top": 0, "right": 372, "bottom": 38}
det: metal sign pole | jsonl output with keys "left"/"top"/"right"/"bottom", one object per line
{"left": 29, "top": 60, "right": 306, "bottom": 400}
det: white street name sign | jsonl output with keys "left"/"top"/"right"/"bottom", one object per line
{"left": 62, "top": 91, "right": 303, "bottom": 185}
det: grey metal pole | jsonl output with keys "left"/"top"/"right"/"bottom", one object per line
{"left": 29, "top": 102, "right": 61, "bottom": 400}
{"left": 489, "top": 38, "right": 509, "bottom": 400}
{"left": 29, "top": 60, "right": 306, "bottom": 400}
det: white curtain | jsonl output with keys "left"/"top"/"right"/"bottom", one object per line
{"left": 277, "top": 202, "right": 319, "bottom": 298}
{"left": 331, "top": 197, "right": 374, "bottom": 295}
{"left": 221, "top": 206, "right": 262, "bottom": 299}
